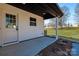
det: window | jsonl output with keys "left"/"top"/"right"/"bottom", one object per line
{"left": 30, "top": 17, "right": 36, "bottom": 26}
{"left": 6, "top": 14, "right": 16, "bottom": 28}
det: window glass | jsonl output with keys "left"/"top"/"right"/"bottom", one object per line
{"left": 30, "top": 17, "right": 36, "bottom": 26}
{"left": 6, "top": 14, "right": 16, "bottom": 28}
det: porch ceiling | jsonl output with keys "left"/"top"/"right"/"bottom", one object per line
{"left": 8, "top": 3, "right": 63, "bottom": 19}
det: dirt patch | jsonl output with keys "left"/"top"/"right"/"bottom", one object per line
{"left": 37, "top": 38, "right": 72, "bottom": 56}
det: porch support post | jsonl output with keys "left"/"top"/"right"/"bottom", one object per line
{"left": 55, "top": 17, "right": 58, "bottom": 40}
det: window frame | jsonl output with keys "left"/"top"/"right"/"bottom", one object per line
{"left": 30, "top": 17, "right": 37, "bottom": 26}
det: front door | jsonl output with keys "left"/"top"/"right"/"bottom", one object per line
{"left": 0, "top": 11, "right": 2, "bottom": 45}
{"left": 3, "top": 13, "right": 18, "bottom": 44}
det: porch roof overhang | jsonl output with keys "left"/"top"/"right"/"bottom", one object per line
{"left": 8, "top": 3, "right": 63, "bottom": 19}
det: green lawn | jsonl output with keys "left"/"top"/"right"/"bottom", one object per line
{"left": 45, "top": 27, "right": 79, "bottom": 41}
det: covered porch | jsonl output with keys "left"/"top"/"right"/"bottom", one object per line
{"left": 0, "top": 37, "right": 57, "bottom": 56}
{"left": 0, "top": 3, "right": 63, "bottom": 56}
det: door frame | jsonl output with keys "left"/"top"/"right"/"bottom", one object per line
{"left": 0, "top": 9, "right": 3, "bottom": 46}
{"left": 2, "top": 13, "right": 19, "bottom": 46}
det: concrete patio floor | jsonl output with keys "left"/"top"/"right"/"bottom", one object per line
{"left": 0, "top": 36, "right": 57, "bottom": 56}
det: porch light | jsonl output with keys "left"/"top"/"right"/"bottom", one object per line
{"left": 43, "top": 13, "right": 46, "bottom": 15}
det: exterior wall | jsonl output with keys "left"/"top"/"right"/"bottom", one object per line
{"left": 0, "top": 4, "right": 44, "bottom": 44}
{"left": 19, "top": 13, "right": 44, "bottom": 41}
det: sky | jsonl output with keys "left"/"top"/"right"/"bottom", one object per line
{"left": 45, "top": 3, "right": 78, "bottom": 26}
{"left": 58, "top": 3, "right": 77, "bottom": 25}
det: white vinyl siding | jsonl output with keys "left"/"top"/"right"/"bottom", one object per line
{"left": 0, "top": 4, "right": 44, "bottom": 46}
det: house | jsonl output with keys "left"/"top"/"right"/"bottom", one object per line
{"left": 0, "top": 3, "right": 63, "bottom": 46}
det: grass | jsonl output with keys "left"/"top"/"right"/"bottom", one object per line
{"left": 45, "top": 27, "right": 79, "bottom": 41}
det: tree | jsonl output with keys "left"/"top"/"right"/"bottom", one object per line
{"left": 75, "top": 4, "right": 79, "bottom": 27}
{"left": 59, "top": 6, "right": 70, "bottom": 28}
{"left": 58, "top": 17, "right": 63, "bottom": 28}
{"left": 46, "top": 6, "right": 70, "bottom": 28}
{"left": 47, "top": 18, "right": 56, "bottom": 28}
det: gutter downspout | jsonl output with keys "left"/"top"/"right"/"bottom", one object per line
{"left": 55, "top": 17, "right": 59, "bottom": 40}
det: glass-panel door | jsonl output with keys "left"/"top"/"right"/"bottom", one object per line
{"left": 3, "top": 13, "right": 18, "bottom": 44}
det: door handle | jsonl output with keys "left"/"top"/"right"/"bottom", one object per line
{"left": 16, "top": 28, "right": 18, "bottom": 31}
{"left": 16, "top": 26, "right": 18, "bottom": 31}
